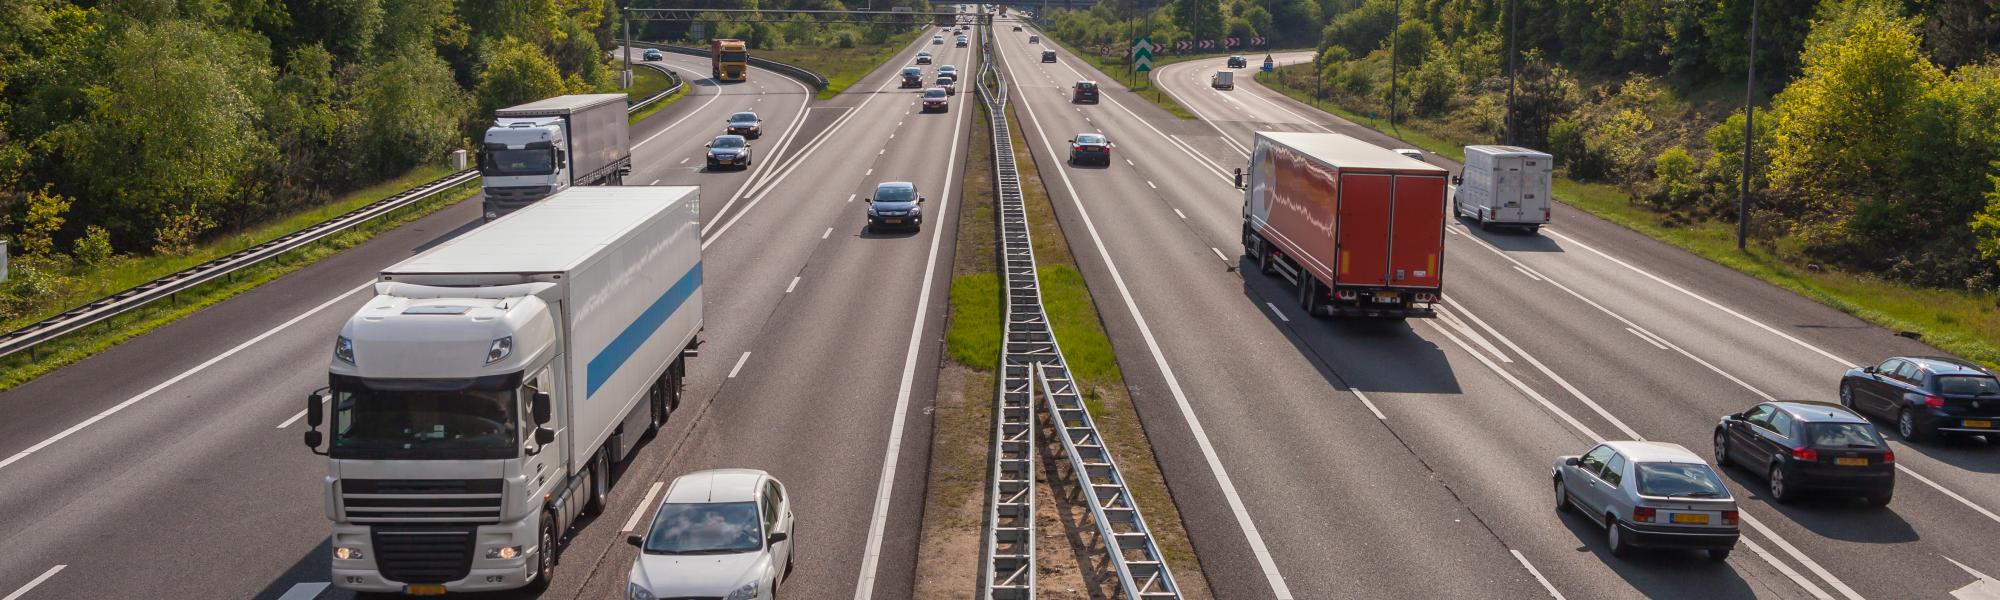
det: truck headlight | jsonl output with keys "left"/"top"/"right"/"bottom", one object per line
{"left": 334, "top": 336, "right": 355, "bottom": 365}
{"left": 333, "top": 546, "right": 364, "bottom": 560}
{"left": 486, "top": 545, "right": 522, "bottom": 560}
{"left": 723, "top": 582, "right": 759, "bottom": 600}
{"left": 486, "top": 336, "right": 513, "bottom": 364}
{"left": 628, "top": 583, "right": 657, "bottom": 600}
{"left": 485, "top": 210, "right": 500, "bottom": 220}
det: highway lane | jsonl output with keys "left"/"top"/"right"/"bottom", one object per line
{"left": 1137, "top": 45, "right": 2000, "bottom": 597}
{"left": 0, "top": 46, "right": 849, "bottom": 600}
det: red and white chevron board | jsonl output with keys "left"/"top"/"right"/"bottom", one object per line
{"left": 1250, "top": 36, "right": 1265, "bottom": 45}
{"left": 1226, "top": 37, "right": 1240, "bottom": 47}
{"left": 1198, "top": 39, "right": 1214, "bottom": 49}
{"left": 1176, "top": 41, "right": 1192, "bottom": 50}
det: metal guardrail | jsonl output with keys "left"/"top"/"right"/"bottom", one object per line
{"left": 976, "top": 21, "right": 1181, "bottom": 599}
{"left": 0, "top": 88, "right": 676, "bottom": 362}
{"left": 623, "top": 41, "right": 831, "bottom": 90}
{"left": 630, "top": 62, "right": 685, "bottom": 112}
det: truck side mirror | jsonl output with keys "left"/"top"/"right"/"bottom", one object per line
{"left": 1452, "top": 175, "right": 1463, "bottom": 185}
{"left": 531, "top": 391, "right": 552, "bottom": 425}
{"left": 306, "top": 389, "right": 326, "bottom": 428}
{"left": 555, "top": 151, "right": 567, "bottom": 169}
{"left": 534, "top": 428, "right": 557, "bottom": 445}
{"left": 304, "top": 430, "right": 323, "bottom": 451}
{"left": 1233, "top": 168, "right": 1245, "bottom": 190}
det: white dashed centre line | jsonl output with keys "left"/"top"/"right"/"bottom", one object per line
{"left": 3, "top": 566, "right": 65, "bottom": 600}
{"left": 822, "top": 227, "right": 834, "bottom": 239}
{"left": 1174, "top": 208, "right": 1187, "bottom": 219}
{"left": 786, "top": 276, "right": 801, "bottom": 293}
{"left": 620, "top": 482, "right": 665, "bottom": 532}
{"left": 727, "top": 352, "right": 751, "bottom": 378}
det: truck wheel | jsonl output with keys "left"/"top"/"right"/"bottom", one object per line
{"left": 644, "top": 379, "right": 666, "bottom": 437}
{"left": 1258, "top": 245, "right": 1277, "bottom": 276}
{"left": 584, "top": 452, "right": 609, "bottom": 516}
{"left": 1297, "top": 277, "right": 1319, "bottom": 316}
{"left": 529, "top": 513, "right": 557, "bottom": 591}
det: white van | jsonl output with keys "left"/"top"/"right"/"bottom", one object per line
{"left": 1211, "top": 70, "right": 1234, "bottom": 90}
{"left": 1453, "top": 145, "right": 1553, "bottom": 232}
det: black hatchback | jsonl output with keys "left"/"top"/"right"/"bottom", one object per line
{"left": 1714, "top": 401, "right": 1895, "bottom": 506}
{"left": 1841, "top": 356, "right": 2000, "bottom": 443}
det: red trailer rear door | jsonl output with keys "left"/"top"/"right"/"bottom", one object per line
{"left": 1389, "top": 174, "right": 1448, "bottom": 288}
{"left": 1334, "top": 173, "right": 1393, "bottom": 286}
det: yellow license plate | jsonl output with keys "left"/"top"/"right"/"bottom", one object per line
{"left": 405, "top": 584, "right": 447, "bottom": 596}
{"left": 885, "top": 218, "right": 903, "bottom": 224}
{"left": 1835, "top": 457, "right": 1869, "bottom": 466}
{"left": 1966, "top": 419, "right": 1994, "bottom": 429}
{"left": 1672, "top": 513, "right": 1709, "bottom": 525}
{"left": 1374, "top": 292, "right": 1400, "bottom": 303}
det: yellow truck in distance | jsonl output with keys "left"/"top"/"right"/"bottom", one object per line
{"left": 710, "top": 38, "right": 748, "bottom": 82}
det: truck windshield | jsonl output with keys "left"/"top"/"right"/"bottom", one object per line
{"left": 720, "top": 51, "right": 747, "bottom": 63}
{"left": 330, "top": 378, "right": 520, "bottom": 460}
{"left": 483, "top": 149, "right": 554, "bottom": 176}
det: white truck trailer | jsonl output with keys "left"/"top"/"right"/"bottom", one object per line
{"left": 1452, "top": 145, "right": 1553, "bottom": 232}
{"left": 302, "top": 186, "right": 701, "bottom": 595}
{"left": 479, "top": 94, "right": 633, "bottom": 220}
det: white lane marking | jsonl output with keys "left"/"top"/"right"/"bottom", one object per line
{"left": 1740, "top": 539, "right": 1836, "bottom": 600}
{"left": 1625, "top": 327, "right": 1668, "bottom": 350}
{"left": 1435, "top": 307, "right": 1512, "bottom": 364}
{"left": 1738, "top": 513, "right": 1864, "bottom": 600}
{"left": 1265, "top": 302, "right": 1289, "bottom": 322}
{"left": 700, "top": 63, "right": 839, "bottom": 239}
{"left": 1896, "top": 465, "right": 2000, "bottom": 525}
{"left": 1511, "top": 265, "right": 1543, "bottom": 281}
{"left": 879, "top": 149, "right": 886, "bottom": 155}
{"left": 277, "top": 392, "right": 330, "bottom": 429}
{"left": 1944, "top": 556, "right": 2000, "bottom": 600}
{"left": 727, "top": 352, "right": 751, "bottom": 378}
{"left": 1510, "top": 550, "right": 1566, "bottom": 600}
{"left": 822, "top": 227, "right": 834, "bottom": 240}
{"left": 866, "top": 168, "right": 874, "bottom": 176}
{"left": 1125, "top": 159, "right": 1134, "bottom": 166}
{"left": 276, "top": 582, "right": 329, "bottom": 600}
{"left": 854, "top": 52, "right": 970, "bottom": 598}
{"left": 889, "top": 133, "right": 895, "bottom": 139}
{"left": 786, "top": 276, "right": 801, "bottom": 294}
{"left": 1000, "top": 44, "right": 1296, "bottom": 600}
{"left": 1035, "top": 53, "right": 1235, "bottom": 183}
{"left": 621, "top": 481, "right": 665, "bottom": 532}
{"left": 651, "top": 179, "right": 663, "bottom": 185}
{"left": 1351, "top": 388, "right": 1388, "bottom": 420}
{"left": 1210, "top": 247, "right": 1229, "bottom": 262}
{"left": 1146, "top": 180, "right": 1157, "bottom": 189}
{"left": 635, "top": 78, "right": 724, "bottom": 149}
{"left": 847, "top": 193, "right": 857, "bottom": 203}
{"left": 0, "top": 281, "right": 374, "bottom": 473}
{"left": 2, "top": 565, "right": 64, "bottom": 600}
{"left": 1541, "top": 230, "right": 1855, "bottom": 368}
{"left": 1174, "top": 209, "right": 1187, "bottom": 220}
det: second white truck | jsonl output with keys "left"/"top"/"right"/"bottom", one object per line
{"left": 303, "top": 186, "right": 701, "bottom": 595}
{"left": 479, "top": 94, "right": 633, "bottom": 220}
{"left": 1452, "top": 145, "right": 1553, "bottom": 232}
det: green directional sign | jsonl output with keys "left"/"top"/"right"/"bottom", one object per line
{"left": 1132, "top": 36, "right": 1154, "bottom": 72}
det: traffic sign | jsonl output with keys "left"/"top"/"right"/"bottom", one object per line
{"left": 1226, "top": 37, "right": 1240, "bottom": 47}
{"left": 1132, "top": 36, "right": 1154, "bottom": 72}
{"left": 1176, "top": 41, "right": 1192, "bottom": 50}
{"left": 1250, "top": 36, "right": 1266, "bottom": 46}
{"left": 1198, "top": 39, "right": 1214, "bottom": 49}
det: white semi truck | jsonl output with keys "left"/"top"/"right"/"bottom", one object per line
{"left": 478, "top": 94, "right": 633, "bottom": 220}
{"left": 302, "top": 186, "right": 701, "bottom": 595}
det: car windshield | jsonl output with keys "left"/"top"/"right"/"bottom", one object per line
{"left": 1076, "top": 134, "right": 1105, "bottom": 145}
{"left": 1635, "top": 462, "right": 1730, "bottom": 498}
{"left": 711, "top": 137, "right": 744, "bottom": 149}
{"left": 904, "top": 68, "right": 921, "bottom": 76}
{"left": 730, "top": 113, "right": 756, "bottom": 122}
{"left": 876, "top": 186, "right": 916, "bottom": 203}
{"left": 330, "top": 377, "right": 519, "bottom": 460}
{"left": 925, "top": 90, "right": 946, "bottom": 98}
{"left": 643, "top": 502, "right": 764, "bottom": 555}
{"left": 1938, "top": 375, "right": 2000, "bottom": 396}
{"left": 482, "top": 148, "right": 554, "bottom": 176}
{"left": 1808, "top": 422, "right": 1882, "bottom": 448}
{"left": 1077, "top": 82, "right": 1095, "bottom": 90}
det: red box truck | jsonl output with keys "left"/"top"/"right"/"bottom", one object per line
{"left": 1239, "top": 132, "right": 1448, "bottom": 319}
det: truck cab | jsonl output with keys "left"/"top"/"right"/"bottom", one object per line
{"left": 480, "top": 94, "right": 631, "bottom": 221}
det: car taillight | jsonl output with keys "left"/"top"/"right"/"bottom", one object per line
{"left": 1925, "top": 394, "right": 1945, "bottom": 408}
{"left": 1633, "top": 506, "right": 1656, "bottom": 523}
{"left": 1722, "top": 510, "right": 1739, "bottom": 526}
{"left": 1791, "top": 447, "right": 1818, "bottom": 461}
{"left": 1883, "top": 450, "right": 1895, "bottom": 463}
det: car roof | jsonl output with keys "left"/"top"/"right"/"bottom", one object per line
{"left": 730, "top": 112, "right": 757, "bottom": 119}
{"left": 1905, "top": 356, "right": 1992, "bottom": 376}
{"left": 713, "top": 134, "right": 745, "bottom": 141}
{"left": 663, "top": 468, "right": 768, "bottom": 503}
{"left": 1076, "top": 132, "right": 1105, "bottom": 140}
{"left": 1601, "top": 440, "right": 1705, "bottom": 464}
{"left": 876, "top": 181, "right": 916, "bottom": 191}
{"left": 1768, "top": 401, "right": 1867, "bottom": 424}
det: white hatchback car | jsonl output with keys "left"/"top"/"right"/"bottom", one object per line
{"left": 627, "top": 469, "right": 794, "bottom": 600}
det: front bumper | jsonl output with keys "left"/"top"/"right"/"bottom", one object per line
{"left": 708, "top": 155, "right": 744, "bottom": 168}
{"left": 870, "top": 214, "right": 923, "bottom": 229}
{"left": 1617, "top": 521, "right": 1740, "bottom": 550}
{"left": 328, "top": 520, "right": 537, "bottom": 593}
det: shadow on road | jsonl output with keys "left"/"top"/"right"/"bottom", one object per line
{"left": 1717, "top": 465, "right": 1921, "bottom": 544}
{"left": 1554, "top": 509, "right": 1762, "bottom": 598}
{"left": 1237, "top": 256, "right": 1462, "bottom": 396}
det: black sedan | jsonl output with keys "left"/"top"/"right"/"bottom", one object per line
{"left": 704, "top": 135, "right": 751, "bottom": 170}
{"left": 1067, "top": 133, "right": 1112, "bottom": 166}
{"left": 1227, "top": 55, "right": 1247, "bottom": 68}
{"left": 1714, "top": 401, "right": 1895, "bottom": 505}
{"left": 1841, "top": 356, "right": 2000, "bottom": 442}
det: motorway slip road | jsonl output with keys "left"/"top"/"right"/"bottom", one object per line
{"left": 1004, "top": 16, "right": 2000, "bottom": 600}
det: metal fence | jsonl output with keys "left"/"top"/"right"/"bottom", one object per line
{"left": 623, "top": 41, "right": 830, "bottom": 90}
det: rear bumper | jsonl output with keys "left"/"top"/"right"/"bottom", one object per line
{"left": 1326, "top": 304, "right": 1436, "bottom": 318}
{"left": 1616, "top": 522, "right": 1740, "bottom": 550}
{"left": 1793, "top": 465, "right": 1896, "bottom": 492}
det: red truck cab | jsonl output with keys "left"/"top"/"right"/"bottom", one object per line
{"left": 1240, "top": 132, "right": 1448, "bottom": 319}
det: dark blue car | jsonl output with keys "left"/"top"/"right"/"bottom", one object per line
{"left": 865, "top": 181, "right": 925, "bottom": 232}
{"left": 1841, "top": 356, "right": 2000, "bottom": 443}
{"left": 1714, "top": 401, "right": 1895, "bottom": 506}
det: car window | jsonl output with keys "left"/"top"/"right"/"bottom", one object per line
{"left": 1892, "top": 361, "right": 1921, "bottom": 383}
{"left": 1938, "top": 375, "right": 2000, "bottom": 396}
{"left": 1636, "top": 463, "right": 1730, "bottom": 498}
{"left": 875, "top": 185, "right": 916, "bottom": 203}
{"left": 1601, "top": 453, "right": 1627, "bottom": 487}
{"left": 710, "top": 137, "right": 743, "bottom": 148}
{"left": 1767, "top": 409, "right": 1795, "bottom": 438}
{"left": 925, "top": 89, "right": 946, "bottom": 98}
{"left": 731, "top": 112, "right": 756, "bottom": 121}
{"left": 1579, "top": 445, "right": 1614, "bottom": 477}
{"left": 1743, "top": 404, "right": 1774, "bottom": 428}
{"left": 760, "top": 481, "right": 780, "bottom": 529}
{"left": 1807, "top": 423, "right": 1882, "bottom": 448}
{"left": 1076, "top": 134, "right": 1105, "bottom": 144}
{"left": 643, "top": 501, "right": 763, "bottom": 554}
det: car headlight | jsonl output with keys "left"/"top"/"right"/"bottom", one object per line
{"left": 628, "top": 583, "right": 657, "bottom": 600}
{"left": 333, "top": 546, "right": 364, "bottom": 560}
{"left": 723, "top": 581, "right": 759, "bottom": 600}
{"left": 867, "top": 206, "right": 879, "bottom": 216}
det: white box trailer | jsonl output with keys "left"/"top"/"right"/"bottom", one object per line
{"left": 1212, "top": 70, "right": 1234, "bottom": 90}
{"left": 307, "top": 186, "right": 701, "bottom": 594}
{"left": 1452, "top": 145, "right": 1553, "bottom": 232}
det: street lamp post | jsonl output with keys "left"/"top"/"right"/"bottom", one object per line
{"left": 1738, "top": 0, "right": 1759, "bottom": 251}
{"left": 1505, "top": 0, "right": 1517, "bottom": 145}
{"left": 1388, "top": 0, "right": 1399, "bottom": 125}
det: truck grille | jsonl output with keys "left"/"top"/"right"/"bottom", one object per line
{"left": 340, "top": 479, "right": 504, "bottom": 524}
{"left": 370, "top": 526, "right": 477, "bottom": 584}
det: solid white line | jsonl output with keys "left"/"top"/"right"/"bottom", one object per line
{"left": 822, "top": 227, "right": 834, "bottom": 240}
{"left": 1210, "top": 247, "right": 1229, "bottom": 262}
{"left": 275, "top": 582, "right": 329, "bottom": 600}
{"left": 621, "top": 481, "right": 665, "bottom": 532}
{"left": 1739, "top": 513, "right": 1865, "bottom": 600}
{"left": 1896, "top": 465, "right": 2000, "bottom": 525}
{"left": 1740, "top": 539, "right": 1836, "bottom": 600}
{"left": 853, "top": 51, "right": 969, "bottom": 598}
{"left": 1351, "top": 388, "right": 1388, "bottom": 420}
{"left": 847, "top": 193, "right": 857, "bottom": 203}
{"left": 1126, "top": 159, "right": 1134, "bottom": 166}
{"left": 1174, "top": 208, "right": 1187, "bottom": 219}
{"left": 1509, "top": 550, "right": 1566, "bottom": 600}
{"left": 0, "top": 281, "right": 374, "bottom": 474}
{"left": 635, "top": 77, "right": 724, "bottom": 149}
{"left": 680, "top": 158, "right": 688, "bottom": 164}
{"left": 651, "top": 178, "right": 663, "bottom": 184}
{"left": 1625, "top": 327, "right": 1668, "bottom": 350}
{"left": 786, "top": 276, "right": 801, "bottom": 294}
{"left": 1421, "top": 320, "right": 1603, "bottom": 442}
{"left": 1146, "top": 180, "right": 1157, "bottom": 189}
{"left": 1264, "top": 302, "right": 1289, "bottom": 322}
{"left": 727, "top": 352, "right": 751, "bottom": 378}
{"left": 1511, "top": 265, "right": 1543, "bottom": 281}
{"left": 1436, "top": 306, "right": 1512, "bottom": 364}
{"left": 1001, "top": 42, "right": 1295, "bottom": 599}
{"left": 2, "top": 565, "right": 64, "bottom": 600}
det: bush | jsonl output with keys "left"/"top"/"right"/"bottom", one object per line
{"left": 72, "top": 225, "right": 113, "bottom": 268}
{"left": 1650, "top": 146, "right": 1700, "bottom": 210}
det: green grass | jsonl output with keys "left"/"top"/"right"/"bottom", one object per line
{"left": 0, "top": 176, "right": 478, "bottom": 391}
{"left": 758, "top": 36, "right": 920, "bottom": 99}
{"left": 947, "top": 273, "right": 1003, "bottom": 370}
{"left": 1038, "top": 264, "right": 1119, "bottom": 383}
{"left": 626, "top": 65, "right": 689, "bottom": 124}
{"left": 1256, "top": 64, "right": 2000, "bottom": 368}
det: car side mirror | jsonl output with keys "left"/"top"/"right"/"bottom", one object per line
{"left": 704, "top": 142, "right": 712, "bottom": 147}
{"left": 534, "top": 427, "right": 556, "bottom": 446}
{"left": 919, "top": 196, "right": 927, "bottom": 203}
{"left": 531, "top": 391, "right": 552, "bottom": 425}
{"left": 1863, "top": 366, "right": 1877, "bottom": 374}
{"left": 1563, "top": 457, "right": 1579, "bottom": 467}
{"left": 1233, "top": 168, "right": 1245, "bottom": 190}
{"left": 1068, "top": 138, "right": 1075, "bottom": 143}
{"left": 864, "top": 198, "right": 873, "bottom": 204}
{"left": 1726, "top": 412, "right": 1744, "bottom": 421}
{"left": 767, "top": 532, "right": 789, "bottom": 544}
{"left": 627, "top": 535, "right": 644, "bottom": 548}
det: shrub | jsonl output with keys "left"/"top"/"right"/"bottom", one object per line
{"left": 72, "top": 225, "right": 113, "bottom": 268}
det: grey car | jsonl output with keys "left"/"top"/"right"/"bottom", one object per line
{"left": 726, "top": 111, "right": 762, "bottom": 139}
{"left": 1553, "top": 441, "right": 1739, "bottom": 561}
{"left": 865, "top": 181, "right": 925, "bottom": 232}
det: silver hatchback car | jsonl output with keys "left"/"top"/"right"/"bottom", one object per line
{"left": 1553, "top": 441, "right": 1739, "bottom": 561}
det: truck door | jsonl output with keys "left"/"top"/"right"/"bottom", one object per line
{"left": 1495, "top": 155, "right": 1523, "bottom": 221}
{"left": 1388, "top": 175, "right": 1447, "bottom": 288}
{"left": 1335, "top": 173, "right": 1393, "bottom": 287}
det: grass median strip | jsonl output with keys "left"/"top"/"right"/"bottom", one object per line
{"left": 760, "top": 38, "right": 920, "bottom": 100}
{"left": 1255, "top": 66, "right": 2000, "bottom": 367}
{"left": 627, "top": 65, "right": 689, "bottom": 124}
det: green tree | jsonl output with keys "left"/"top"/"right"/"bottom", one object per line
{"left": 357, "top": 50, "right": 467, "bottom": 177}
{"left": 1320, "top": 0, "right": 1395, "bottom": 56}
{"left": 1172, "top": 0, "right": 1226, "bottom": 41}
{"left": 474, "top": 38, "right": 566, "bottom": 124}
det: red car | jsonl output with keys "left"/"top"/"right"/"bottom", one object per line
{"left": 921, "top": 87, "right": 950, "bottom": 112}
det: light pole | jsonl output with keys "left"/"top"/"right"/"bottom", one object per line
{"left": 1505, "top": 0, "right": 1517, "bottom": 145}
{"left": 1738, "top": 0, "right": 1758, "bottom": 251}
{"left": 621, "top": 6, "right": 633, "bottom": 89}
{"left": 1388, "top": 0, "right": 1399, "bottom": 125}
